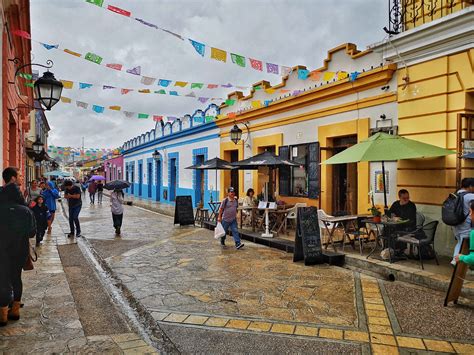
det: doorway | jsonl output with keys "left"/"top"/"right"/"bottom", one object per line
{"left": 138, "top": 163, "right": 143, "bottom": 196}
{"left": 257, "top": 145, "right": 276, "bottom": 200}
{"left": 230, "top": 150, "right": 239, "bottom": 196}
{"left": 331, "top": 136, "right": 358, "bottom": 215}
{"left": 130, "top": 165, "right": 135, "bottom": 195}
{"left": 155, "top": 160, "right": 161, "bottom": 201}
{"left": 147, "top": 162, "right": 152, "bottom": 198}
{"left": 195, "top": 154, "right": 205, "bottom": 207}
{"left": 170, "top": 158, "right": 177, "bottom": 201}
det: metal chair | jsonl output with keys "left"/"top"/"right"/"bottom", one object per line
{"left": 347, "top": 217, "right": 371, "bottom": 255}
{"left": 397, "top": 220, "right": 440, "bottom": 269}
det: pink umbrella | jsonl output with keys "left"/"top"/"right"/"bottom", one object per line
{"left": 88, "top": 175, "right": 105, "bottom": 182}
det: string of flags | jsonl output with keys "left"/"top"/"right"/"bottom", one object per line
{"left": 47, "top": 145, "right": 118, "bottom": 159}
{"left": 84, "top": 0, "right": 292, "bottom": 76}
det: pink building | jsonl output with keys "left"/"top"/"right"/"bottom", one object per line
{"left": 103, "top": 155, "right": 124, "bottom": 182}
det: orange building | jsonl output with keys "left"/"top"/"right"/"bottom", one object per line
{"left": 1, "top": 0, "right": 33, "bottom": 179}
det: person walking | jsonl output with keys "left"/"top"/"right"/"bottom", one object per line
{"left": 217, "top": 187, "right": 244, "bottom": 249}
{"left": 452, "top": 178, "right": 474, "bottom": 266}
{"left": 97, "top": 181, "right": 104, "bottom": 204}
{"left": 110, "top": 189, "right": 124, "bottom": 235}
{"left": 40, "top": 181, "right": 60, "bottom": 234}
{"left": 30, "top": 196, "right": 49, "bottom": 246}
{"left": 0, "top": 167, "right": 36, "bottom": 327}
{"left": 25, "top": 180, "right": 42, "bottom": 205}
{"left": 64, "top": 180, "right": 82, "bottom": 238}
{"left": 88, "top": 180, "right": 97, "bottom": 204}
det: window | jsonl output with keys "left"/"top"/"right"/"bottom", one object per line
{"left": 279, "top": 142, "right": 319, "bottom": 199}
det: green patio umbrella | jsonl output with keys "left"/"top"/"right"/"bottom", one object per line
{"left": 322, "top": 132, "right": 456, "bottom": 208}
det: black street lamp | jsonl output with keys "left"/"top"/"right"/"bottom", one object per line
{"left": 152, "top": 150, "right": 161, "bottom": 161}
{"left": 32, "top": 136, "right": 44, "bottom": 155}
{"left": 230, "top": 124, "right": 242, "bottom": 145}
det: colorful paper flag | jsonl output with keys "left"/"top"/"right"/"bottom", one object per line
{"left": 349, "top": 71, "right": 360, "bottom": 82}
{"left": 337, "top": 71, "right": 348, "bottom": 80}
{"left": 60, "top": 97, "right": 72, "bottom": 103}
{"left": 210, "top": 47, "right": 227, "bottom": 63}
{"left": 107, "top": 5, "right": 131, "bottom": 17}
{"left": 109, "top": 105, "right": 121, "bottom": 110}
{"left": 225, "top": 99, "right": 235, "bottom": 106}
{"left": 230, "top": 53, "right": 246, "bottom": 67}
{"left": 123, "top": 111, "right": 134, "bottom": 118}
{"left": 309, "top": 70, "right": 321, "bottom": 81}
{"left": 227, "top": 112, "right": 236, "bottom": 119}
{"left": 103, "top": 85, "right": 115, "bottom": 89}
{"left": 254, "top": 85, "right": 262, "bottom": 90}
{"left": 141, "top": 76, "right": 156, "bottom": 85}
{"left": 169, "top": 91, "right": 178, "bottom": 96}
{"left": 24, "top": 82, "right": 34, "bottom": 88}
{"left": 41, "top": 43, "right": 58, "bottom": 50}
{"left": 249, "top": 58, "right": 263, "bottom": 71}
{"left": 135, "top": 18, "right": 158, "bottom": 29}
{"left": 79, "top": 82, "right": 93, "bottom": 89}
{"left": 64, "top": 49, "right": 81, "bottom": 57}
{"left": 191, "top": 83, "right": 204, "bottom": 89}
{"left": 138, "top": 89, "right": 151, "bottom": 93}
{"left": 198, "top": 97, "right": 209, "bottom": 103}
{"left": 280, "top": 89, "right": 290, "bottom": 93}
{"left": 185, "top": 92, "right": 196, "bottom": 97}
{"left": 92, "top": 105, "right": 105, "bottom": 113}
{"left": 153, "top": 115, "right": 163, "bottom": 122}
{"left": 266, "top": 63, "right": 279, "bottom": 74}
{"left": 85, "top": 52, "right": 103, "bottom": 64}
{"left": 189, "top": 39, "right": 205, "bottom": 57}
{"left": 126, "top": 66, "right": 141, "bottom": 75}
{"left": 251, "top": 100, "right": 262, "bottom": 108}
{"left": 281, "top": 66, "right": 292, "bottom": 76}
{"left": 76, "top": 101, "right": 88, "bottom": 109}
{"left": 86, "top": 0, "right": 104, "bottom": 7}
{"left": 323, "top": 72, "right": 335, "bottom": 81}
{"left": 158, "top": 79, "right": 171, "bottom": 87}
{"left": 161, "top": 29, "right": 183, "bottom": 40}
{"left": 121, "top": 88, "right": 133, "bottom": 95}
{"left": 155, "top": 89, "right": 166, "bottom": 94}
{"left": 12, "top": 29, "right": 30, "bottom": 39}
{"left": 207, "top": 84, "right": 218, "bottom": 89}
{"left": 18, "top": 72, "right": 32, "bottom": 80}
{"left": 221, "top": 83, "right": 233, "bottom": 88}
{"left": 264, "top": 88, "right": 276, "bottom": 94}
{"left": 138, "top": 113, "right": 149, "bottom": 119}
{"left": 292, "top": 90, "right": 302, "bottom": 96}
{"left": 60, "top": 80, "right": 74, "bottom": 89}
{"left": 174, "top": 81, "right": 187, "bottom": 87}
{"left": 264, "top": 100, "right": 272, "bottom": 107}
{"left": 167, "top": 116, "right": 178, "bottom": 123}
{"left": 106, "top": 63, "right": 123, "bottom": 71}
{"left": 297, "top": 69, "right": 310, "bottom": 80}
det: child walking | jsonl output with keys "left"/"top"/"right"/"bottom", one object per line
{"left": 110, "top": 189, "right": 124, "bottom": 235}
{"left": 30, "top": 196, "right": 49, "bottom": 246}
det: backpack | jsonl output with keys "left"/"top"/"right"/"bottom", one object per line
{"left": 0, "top": 186, "right": 36, "bottom": 238}
{"left": 441, "top": 191, "right": 468, "bottom": 226}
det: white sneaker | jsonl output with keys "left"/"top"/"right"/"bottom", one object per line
{"left": 450, "top": 259, "right": 457, "bottom": 267}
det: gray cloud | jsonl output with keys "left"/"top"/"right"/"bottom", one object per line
{"left": 30, "top": 0, "right": 387, "bottom": 149}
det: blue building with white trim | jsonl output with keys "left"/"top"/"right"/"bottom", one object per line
{"left": 121, "top": 104, "right": 221, "bottom": 208}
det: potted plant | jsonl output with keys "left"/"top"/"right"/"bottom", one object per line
{"left": 368, "top": 190, "right": 382, "bottom": 222}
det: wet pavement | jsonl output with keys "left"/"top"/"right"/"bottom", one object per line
{"left": 65, "top": 195, "right": 474, "bottom": 354}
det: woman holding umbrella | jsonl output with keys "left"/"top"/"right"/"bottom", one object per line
{"left": 104, "top": 180, "right": 130, "bottom": 236}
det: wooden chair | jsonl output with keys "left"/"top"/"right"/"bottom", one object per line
{"left": 194, "top": 208, "right": 209, "bottom": 227}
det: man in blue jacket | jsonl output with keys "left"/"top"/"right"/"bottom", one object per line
{"left": 40, "top": 181, "right": 60, "bottom": 234}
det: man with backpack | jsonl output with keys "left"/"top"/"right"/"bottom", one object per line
{"left": 217, "top": 187, "right": 244, "bottom": 250}
{"left": 0, "top": 167, "right": 36, "bottom": 327}
{"left": 450, "top": 178, "right": 474, "bottom": 266}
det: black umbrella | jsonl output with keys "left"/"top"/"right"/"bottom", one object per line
{"left": 230, "top": 151, "right": 299, "bottom": 169}
{"left": 104, "top": 180, "right": 131, "bottom": 190}
{"left": 186, "top": 157, "right": 235, "bottom": 203}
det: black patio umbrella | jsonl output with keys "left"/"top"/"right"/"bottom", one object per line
{"left": 186, "top": 157, "right": 235, "bottom": 202}
{"left": 230, "top": 151, "right": 299, "bottom": 169}
{"left": 104, "top": 180, "right": 131, "bottom": 190}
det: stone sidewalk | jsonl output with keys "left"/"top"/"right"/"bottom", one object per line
{"left": 0, "top": 207, "right": 157, "bottom": 354}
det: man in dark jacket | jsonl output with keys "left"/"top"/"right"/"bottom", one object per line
{"left": 0, "top": 167, "right": 35, "bottom": 327}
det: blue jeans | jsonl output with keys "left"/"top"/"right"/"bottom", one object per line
{"left": 69, "top": 205, "right": 82, "bottom": 235}
{"left": 221, "top": 219, "right": 241, "bottom": 246}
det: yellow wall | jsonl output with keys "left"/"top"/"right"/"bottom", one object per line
{"left": 251, "top": 134, "right": 283, "bottom": 197}
{"left": 397, "top": 49, "right": 474, "bottom": 205}
{"left": 319, "top": 118, "right": 370, "bottom": 214}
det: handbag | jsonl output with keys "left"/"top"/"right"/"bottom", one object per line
{"left": 23, "top": 244, "right": 38, "bottom": 271}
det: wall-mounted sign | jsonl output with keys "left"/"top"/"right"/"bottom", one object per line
{"left": 374, "top": 170, "right": 389, "bottom": 194}
{"left": 462, "top": 140, "right": 474, "bottom": 155}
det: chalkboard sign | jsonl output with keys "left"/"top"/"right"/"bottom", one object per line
{"left": 293, "top": 206, "right": 324, "bottom": 265}
{"left": 174, "top": 195, "right": 195, "bottom": 226}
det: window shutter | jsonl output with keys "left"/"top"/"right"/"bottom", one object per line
{"left": 308, "top": 142, "right": 320, "bottom": 199}
{"left": 278, "top": 146, "right": 290, "bottom": 196}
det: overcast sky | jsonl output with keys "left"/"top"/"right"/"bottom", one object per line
{"left": 30, "top": 0, "right": 387, "bottom": 149}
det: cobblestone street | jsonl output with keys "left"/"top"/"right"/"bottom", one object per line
{"left": 41, "top": 196, "right": 474, "bottom": 354}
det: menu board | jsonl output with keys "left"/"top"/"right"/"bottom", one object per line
{"left": 173, "top": 195, "right": 195, "bottom": 226}
{"left": 293, "top": 206, "right": 324, "bottom": 265}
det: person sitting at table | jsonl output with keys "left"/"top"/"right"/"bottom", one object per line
{"left": 242, "top": 188, "right": 257, "bottom": 226}
{"left": 389, "top": 189, "right": 417, "bottom": 231}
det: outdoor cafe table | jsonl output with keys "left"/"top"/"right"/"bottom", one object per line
{"left": 269, "top": 209, "right": 289, "bottom": 237}
{"left": 208, "top": 201, "right": 221, "bottom": 222}
{"left": 319, "top": 215, "right": 359, "bottom": 252}
{"left": 238, "top": 206, "right": 258, "bottom": 232}
{"left": 361, "top": 218, "right": 410, "bottom": 263}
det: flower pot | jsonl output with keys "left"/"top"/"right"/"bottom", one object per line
{"left": 373, "top": 216, "right": 381, "bottom": 223}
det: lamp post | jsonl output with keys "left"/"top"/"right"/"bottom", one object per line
{"left": 230, "top": 121, "right": 250, "bottom": 146}
{"left": 32, "top": 136, "right": 45, "bottom": 179}
{"left": 152, "top": 150, "right": 161, "bottom": 161}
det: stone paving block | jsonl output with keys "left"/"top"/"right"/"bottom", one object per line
{"left": 370, "top": 333, "right": 397, "bottom": 346}
{"left": 366, "top": 310, "right": 388, "bottom": 318}
{"left": 151, "top": 311, "right": 169, "bottom": 321}
{"left": 247, "top": 321, "right": 272, "bottom": 332}
{"left": 225, "top": 319, "right": 250, "bottom": 330}
{"left": 122, "top": 345, "right": 157, "bottom": 354}
{"left": 364, "top": 298, "right": 384, "bottom": 305}
{"left": 183, "top": 315, "right": 209, "bottom": 325}
{"left": 368, "top": 324, "right": 393, "bottom": 335}
{"left": 118, "top": 339, "right": 149, "bottom": 350}
{"left": 294, "top": 325, "right": 318, "bottom": 337}
{"left": 270, "top": 323, "right": 295, "bottom": 335}
{"left": 451, "top": 342, "right": 474, "bottom": 354}
{"left": 163, "top": 313, "right": 188, "bottom": 323}
{"left": 318, "top": 328, "right": 343, "bottom": 340}
{"left": 371, "top": 344, "right": 400, "bottom": 355}
{"left": 110, "top": 333, "right": 141, "bottom": 344}
{"left": 204, "top": 317, "right": 229, "bottom": 327}
{"left": 368, "top": 316, "right": 391, "bottom": 326}
{"left": 396, "top": 336, "right": 425, "bottom": 350}
{"left": 344, "top": 330, "right": 369, "bottom": 343}
{"left": 423, "top": 339, "right": 455, "bottom": 353}
{"left": 365, "top": 303, "right": 386, "bottom": 311}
